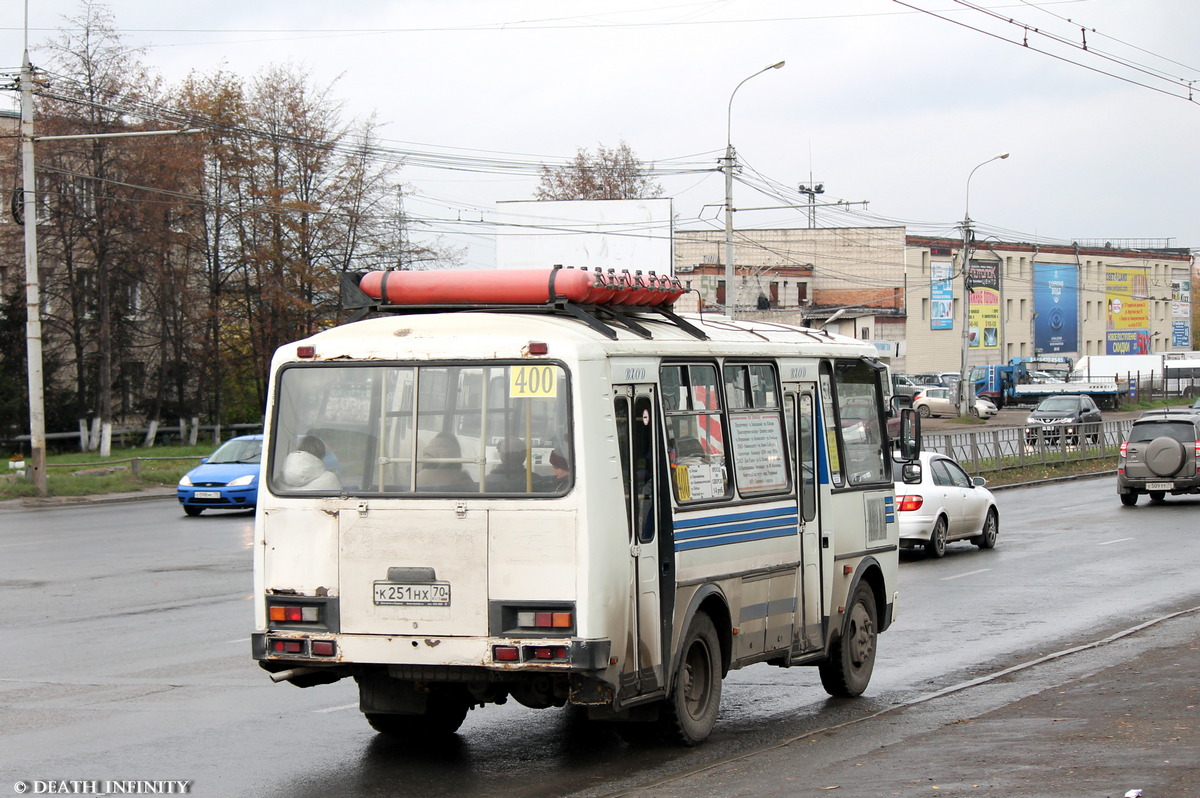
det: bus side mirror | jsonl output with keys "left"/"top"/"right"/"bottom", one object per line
{"left": 901, "top": 462, "right": 922, "bottom": 484}
{"left": 899, "top": 408, "right": 921, "bottom": 461}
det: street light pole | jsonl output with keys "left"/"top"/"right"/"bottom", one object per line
{"left": 958, "top": 152, "right": 1009, "bottom": 416}
{"left": 724, "top": 61, "right": 784, "bottom": 319}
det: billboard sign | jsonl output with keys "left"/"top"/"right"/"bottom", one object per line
{"left": 1106, "top": 267, "right": 1150, "bottom": 355}
{"left": 967, "top": 259, "right": 999, "bottom": 349}
{"left": 930, "top": 260, "right": 954, "bottom": 330}
{"left": 1033, "top": 262, "right": 1078, "bottom": 354}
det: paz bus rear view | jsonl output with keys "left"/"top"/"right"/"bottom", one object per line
{"left": 252, "top": 266, "right": 920, "bottom": 745}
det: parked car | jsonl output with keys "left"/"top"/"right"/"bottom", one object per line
{"left": 1192, "top": 397, "right": 1200, "bottom": 409}
{"left": 912, "top": 387, "right": 997, "bottom": 419}
{"left": 177, "top": 434, "right": 263, "bottom": 516}
{"left": 912, "top": 372, "right": 960, "bottom": 389}
{"left": 891, "top": 373, "right": 921, "bottom": 399}
{"left": 1117, "top": 409, "right": 1200, "bottom": 506}
{"left": 1024, "top": 395, "right": 1103, "bottom": 446}
{"left": 894, "top": 451, "right": 999, "bottom": 558}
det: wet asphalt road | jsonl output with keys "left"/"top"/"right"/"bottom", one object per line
{"left": 1, "top": 478, "right": 1197, "bottom": 798}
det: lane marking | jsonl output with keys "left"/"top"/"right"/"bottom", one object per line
{"left": 315, "top": 702, "right": 358, "bottom": 714}
{"left": 226, "top": 637, "right": 250, "bottom": 644}
{"left": 941, "top": 568, "right": 991, "bottom": 581}
{"left": 1099, "top": 537, "right": 1135, "bottom": 546}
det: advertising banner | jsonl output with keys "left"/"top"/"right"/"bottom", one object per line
{"left": 930, "top": 260, "right": 954, "bottom": 330}
{"left": 1033, "top": 262, "right": 1078, "bottom": 354}
{"left": 967, "top": 259, "right": 999, "bottom": 349}
{"left": 1171, "top": 279, "right": 1192, "bottom": 348}
{"left": 1106, "top": 267, "right": 1150, "bottom": 355}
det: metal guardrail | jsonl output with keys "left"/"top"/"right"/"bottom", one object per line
{"left": 924, "top": 419, "right": 1134, "bottom": 476}
{"left": 42, "top": 456, "right": 205, "bottom": 477}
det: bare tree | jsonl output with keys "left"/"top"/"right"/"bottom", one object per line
{"left": 535, "top": 141, "right": 663, "bottom": 201}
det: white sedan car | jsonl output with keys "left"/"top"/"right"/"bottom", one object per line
{"left": 894, "top": 451, "right": 999, "bottom": 558}
{"left": 912, "top": 387, "right": 998, "bottom": 419}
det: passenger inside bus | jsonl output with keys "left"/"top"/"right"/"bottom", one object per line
{"left": 416, "top": 433, "right": 477, "bottom": 492}
{"left": 280, "top": 434, "right": 341, "bottom": 491}
{"left": 547, "top": 448, "right": 570, "bottom": 491}
{"left": 485, "top": 437, "right": 536, "bottom": 492}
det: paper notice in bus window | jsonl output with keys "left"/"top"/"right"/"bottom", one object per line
{"left": 509, "top": 365, "right": 558, "bottom": 397}
{"left": 729, "top": 413, "right": 788, "bottom": 491}
{"left": 683, "top": 461, "right": 725, "bottom": 500}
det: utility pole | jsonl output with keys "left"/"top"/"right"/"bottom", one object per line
{"left": 958, "top": 152, "right": 1009, "bottom": 417}
{"left": 19, "top": 50, "right": 47, "bottom": 496}
{"left": 724, "top": 61, "right": 784, "bottom": 319}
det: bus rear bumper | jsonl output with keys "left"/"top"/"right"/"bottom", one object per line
{"left": 252, "top": 631, "right": 611, "bottom": 671}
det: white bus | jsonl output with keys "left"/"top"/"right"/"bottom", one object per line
{"left": 252, "top": 268, "right": 919, "bottom": 745}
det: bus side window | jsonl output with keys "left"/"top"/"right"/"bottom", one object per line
{"left": 632, "top": 395, "right": 656, "bottom": 544}
{"left": 614, "top": 397, "right": 633, "bottom": 535}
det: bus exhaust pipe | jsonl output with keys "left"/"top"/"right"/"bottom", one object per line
{"left": 270, "top": 667, "right": 324, "bottom": 683}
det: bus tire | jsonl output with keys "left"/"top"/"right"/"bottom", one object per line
{"left": 364, "top": 691, "right": 469, "bottom": 738}
{"left": 819, "top": 581, "right": 878, "bottom": 698}
{"left": 661, "top": 612, "right": 722, "bottom": 746}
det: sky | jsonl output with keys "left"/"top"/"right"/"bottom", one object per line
{"left": 3, "top": 0, "right": 1199, "bottom": 270}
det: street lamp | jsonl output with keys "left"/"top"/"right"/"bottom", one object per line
{"left": 724, "top": 60, "right": 784, "bottom": 318}
{"left": 958, "top": 152, "right": 1009, "bottom": 416}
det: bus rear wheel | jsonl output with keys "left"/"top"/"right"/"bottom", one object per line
{"left": 661, "top": 612, "right": 722, "bottom": 746}
{"left": 819, "top": 582, "right": 878, "bottom": 698}
{"left": 364, "top": 690, "right": 470, "bottom": 738}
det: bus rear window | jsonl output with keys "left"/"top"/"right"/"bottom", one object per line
{"left": 268, "top": 363, "right": 572, "bottom": 496}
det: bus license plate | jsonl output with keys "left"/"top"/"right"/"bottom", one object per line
{"left": 1146, "top": 482, "right": 1174, "bottom": 491}
{"left": 373, "top": 582, "right": 451, "bottom": 606}
{"left": 195, "top": 491, "right": 221, "bottom": 499}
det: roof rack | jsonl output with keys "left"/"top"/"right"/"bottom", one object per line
{"left": 340, "top": 269, "right": 709, "bottom": 341}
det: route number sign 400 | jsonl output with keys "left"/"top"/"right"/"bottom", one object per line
{"left": 510, "top": 365, "right": 557, "bottom": 397}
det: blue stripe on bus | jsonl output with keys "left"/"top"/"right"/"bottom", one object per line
{"left": 674, "top": 516, "right": 799, "bottom": 542}
{"left": 673, "top": 505, "right": 797, "bottom": 530}
{"left": 675, "top": 525, "right": 799, "bottom": 552}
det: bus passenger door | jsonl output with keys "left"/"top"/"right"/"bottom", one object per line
{"left": 614, "top": 388, "right": 668, "bottom": 696}
{"left": 790, "top": 389, "right": 824, "bottom": 654}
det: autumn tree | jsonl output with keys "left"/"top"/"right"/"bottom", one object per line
{"left": 35, "top": 0, "right": 180, "bottom": 455}
{"left": 534, "top": 141, "right": 663, "bottom": 201}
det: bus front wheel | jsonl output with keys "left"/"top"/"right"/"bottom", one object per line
{"left": 662, "top": 612, "right": 722, "bottom": 746}
{"left": 819, "top": 582, "right": 878, "bottom": 698}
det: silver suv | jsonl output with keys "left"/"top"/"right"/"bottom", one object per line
{"left": 1117, "top": 409, "right": 1200, "bottom": 506}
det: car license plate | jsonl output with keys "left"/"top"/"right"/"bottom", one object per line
{"left": 195, "top": 491, "right": 221, "bottom": 499}
{"left": 373, "top": 581, "right": 451, "bottom": 606}
{"left": 1146, "top": 482, "right": 1174, "bottom": 491}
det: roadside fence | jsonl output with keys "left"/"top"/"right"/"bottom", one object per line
{"left": 924, "top": 419, "right": 1134, "bottom": 476}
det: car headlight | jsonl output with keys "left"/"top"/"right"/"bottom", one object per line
{"left": 227, "top": 474, "right": 256, "bottom": 487}
{"left": 179, "top": 475, "right": 193, "bottom": 487}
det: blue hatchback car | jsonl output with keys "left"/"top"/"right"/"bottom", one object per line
{"left": 177, "top": 434, "right": 263, "bottom": 516}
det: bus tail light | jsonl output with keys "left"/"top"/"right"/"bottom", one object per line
{"left": 516, "top": 610, "right": 573, "bottom": 630}
{"left": 494, "top": 645, "right": 520, "bottom": 662}
{"left": 896, "top": 495, "right": 924, "bottom": 512}
{"left": 269, "top": 604, "right": 320, "bottom": 623}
